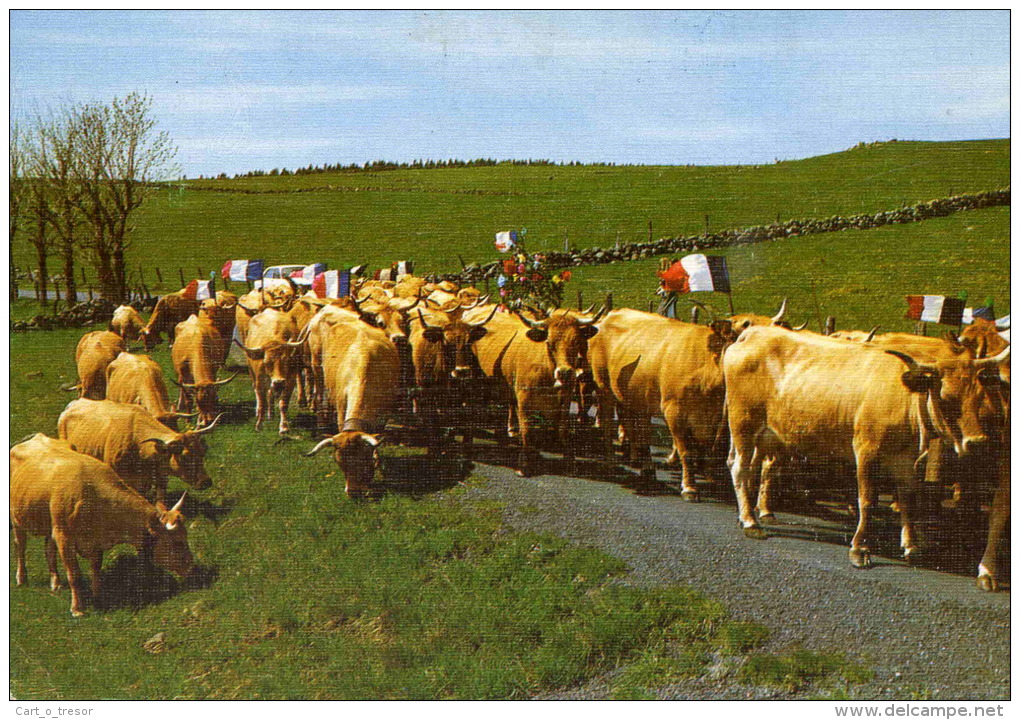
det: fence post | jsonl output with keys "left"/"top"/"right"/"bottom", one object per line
{"left": 691, "top": 306, "right": 700, "bottom": 324}
{"left": 648, "top": 220, "right": 652, "bottom": 243}
{"left": 648, "top": 299, "right": 654, "bottom": 313}
{"left": 80, "top": 266, "right": 87, "bottom": 285}
{"left": 705, "top": 214, "right": 711, "bottom": 234}
{"left": 577, "top": 290, "right": 583, "bottom": 310}
{"left": 824, "top": 316, "right": 836, "bottom": 336}
{"left": 155, "top": 267, "right": 163, "bottom": 284}
{"left": 606, "top": 292, "right": 613, "bottom": 311}
{"left": 87, "top": 286, "right": 94, "bottom": 301}
{"left": 178, "top": 268, "right": 186, "bottom": 287}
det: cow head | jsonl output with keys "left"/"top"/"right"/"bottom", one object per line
{"left": 142, "top": 415, "right": 221, "bottom": 491}
{"left": 887, "top": 346, "right": 1006, "bottom": 457}
{"left": 139, "top": 325, "right": 162, "bottom": 351}
{"left": 173, "top": 375, "right": 237, "bottom": 426}
{"left": 730, "top": 298, "right": 796, "bottom": 333}
{"left": 959, "top": 319, "right": 1010, "bottom": 360}
{"left": 708, "top": 319, "right": 738, "bottom": 356}
{"left": 305, "top": 432, "right": 382, "bottom": 498}
{"left": 417, "top": 306, "right": 498, "bottom": 380}
{"left": 516, "top": 307, "right": 607, "bottom": 388}
{"left": 148, "top": 493, "right": 195, "bottom": 578}
{"left": 362, "top": 295, "right": 421, "bottom": 346}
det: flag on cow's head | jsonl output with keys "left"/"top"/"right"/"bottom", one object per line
{"left": 905, "top": 295, "right": 966, "bottom": 326}
{"left": 183, "top": 278, "right": 215, "bottom": 301}
{"left": 657, "top": 254, "right": 731, "bottom": 294}
{"left": 312, "top": 269, "right": 351, "bottom": 299}
{"left": 290, "top": 263, "right": 327, "bottom": 283}
{"left": 220, "top": 259, "right": 264, "bottom": 282}
{"left": 495, "top": 231, "right": 518, "bottom": 253}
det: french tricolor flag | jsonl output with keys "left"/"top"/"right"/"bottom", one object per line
{"left": 657, "top": 254, "right": 730, "bottom": 294}
{"left": 290, "top": 263, "right": 327, "bottom": 282}
{"left": 183, "top": 279, "right": 215, "bottom": 301}
{"left": 905, "top": 295, "right": 965, "bottom": 326}
{"left": 495, "top": 231, "right": 517, "bottom": 253}
{"left": 312, "top": 269, "right": 351, "bottom": 299}
{"left": 220, "top": 259, "right": 264, "bottom": 282}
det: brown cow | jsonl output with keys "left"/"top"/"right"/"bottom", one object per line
{"left": 305, "top": 320, "right": 400, "bottom": 497}
{"left": 960, "top": 318, "right": 1010, "bottom": 360}
{"left": 10, "top": 434, "right": 194, "bottom": 616}
{"left": 723, "top": 326, "right": 996, "bottom": 568}
{"left": 976, "top": 344, "right": 1010, "bottom": 591}
{"left": 109, "top": 305, "right": 146, "bottom": 342}
{"left": 58, "top": 398, "right": 217, "bottom": 503}
{"left": 199, "top": 296, "right": 237, "bottom": 363}
{"left": 106, "top": 352, "right": 193, "bottom": 429}
{"left": 233, "top": 308, "right": 308, "bottom": 434}
{"left": 74, "top": 331, "right": 127, "bottom": 399}
{"left": 171, "top": 314, "right": 237, "bottom": 426}
{"left": 587, "top": 309, "right": 736, "bottom": 497}
{"left": 140, "top": 290, "right": 200, "bottom": 350}
{"left": 465, "top": 306, "right": 603, "bottom": 475}
{"left": 728, "top": 298, "right": 807, "bottom": 333}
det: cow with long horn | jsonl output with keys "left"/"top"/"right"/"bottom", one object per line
{"left": 409, "top": 303, "right": 500, "bottom": 456}
{"left": 106, "top": 352, "right": 198, "bottom": 430}
{"left": 170, "top": 314, "right": 236, "bottom": 426}
{"left": 305, "top": 318, "right": 400, "bottom": 498}
{"left": 729, "top": 297, "right": 797, "bottom": 333}
{"left": 233, "top": 307, "right": 312, "bottom": 435}
{"left": 58, "top": 399, "right": 219, "bottom": 504}
{"left": 464, "top": 305, "right": 606, "bottom": 476}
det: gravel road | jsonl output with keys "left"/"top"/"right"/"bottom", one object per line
{"left": 457, "top": 447, "right": 1010, "bottom": 700}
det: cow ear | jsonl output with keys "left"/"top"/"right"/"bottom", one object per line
{"left": 580, "top": 325, "right": 599, "bottom": 339}
{"left": 423, "top": 327, "right": 444, "bottom": 343}
{"left": 468, "top": 325, "right": 488, "bottom": 342}
{"left": 526, "top": 327, "right": 548, "bottom": 343}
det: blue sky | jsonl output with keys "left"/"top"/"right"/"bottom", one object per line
{"left": 10, "top": 10, "right": 1009, "bottom": 177}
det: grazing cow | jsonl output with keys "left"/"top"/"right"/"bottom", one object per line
{"left": 465, "top": 306, "right": 604, "bottom": 475}
{"left": 409, "top": 304, "right": 499, "bottom": 454}
{"left": 723, "top": 326, "right": 996, "bottom": 568}
{"left": 10, "top": 433, "right": 194, "bottom": 616}
{"left": 74, "top": 331, "right": 127, "bottom": 399}
{"left": 305, "top": 320, "right": 400, "bottom": 497}
{"left": 58, "top": 398, "right": 217, "bottom": 503}
{"left": 109, "top": 305, "right": 146, "bottom": 342}
{"left": 233, "top": 308, "right": 309, "bottom": 434}
{"left": 171, "top": 314, "right": 236, "bottom": 426}
{"left": 106, "top": 352, "right": 192, "bottom": 429}
{"left": 140, "top": 290, "right": 200, "bottom": 350}
{"left": 587, "top": 309, "right": 736, "bottom": 496}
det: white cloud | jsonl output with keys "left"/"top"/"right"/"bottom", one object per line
{"left": 155, "top": 84, "right": 407, "bottom": 114}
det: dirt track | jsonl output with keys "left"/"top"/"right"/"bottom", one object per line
{"left": 458, "top": 446, "right": 1010, "bottom": 700}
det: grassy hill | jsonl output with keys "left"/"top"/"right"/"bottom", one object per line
{"left": 15, "top": 139, "right": 1007, "bottom": 293}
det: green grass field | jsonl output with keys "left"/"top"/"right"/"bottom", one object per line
{"left": 8, "top": 139, "right": 1007, "bottom": 699}
{"left": 14, "top": 139, "right": 1007, "bottom": 292}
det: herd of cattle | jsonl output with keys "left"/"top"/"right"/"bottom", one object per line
{"left": 9, "top": 273, "right": 1012, "bottom": 616}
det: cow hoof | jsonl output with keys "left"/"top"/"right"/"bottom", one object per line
{"left": 516, "top": 468, "right": 531, "bottom": 478}
{"left": 758, "top": 512, "right": 777, "bottom": 525}
{"left": 70, "top": 609, "right": 85, "bottom": 618}
{"left": 742, "top": 525, "right": 766, "bottom": 540}
{"left": 977, "top": 573, "right": 998, "bottom": 593}
{"left": 903, "top": 547, "right": 921, "bottom": 564}
{"left": 681, "top": 490, "right": 699, "bottom": 503}
{"left": 849, "top": 549, "right": 872, "bottom": 569}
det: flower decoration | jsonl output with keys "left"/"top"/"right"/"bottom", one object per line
{"left": 490, "top": 232, "right": 571, "bottom": 311}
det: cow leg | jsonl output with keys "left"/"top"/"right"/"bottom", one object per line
{"left": 277, "top": 380, "right": 294, "bottom": 435}
{"left": 13, "top": 526, "right": 28, "bottom": 586}
{"left": 516, "top": 394, "right": 536, "bottom": 477}
{"left": 978, "top": 469, "right": 1009, "bottom": 591}
{"left": 729, "top": 436, "right": 764, "bottom": 538}
{"left": 756, "top": 453, "right": 779, "bottom": 522}
{"left": 662, "top": 403, "right": 698, "bottom": 500}
{"left": 52, "top": 529, "right": 85, "bottom": 616}
{"left": 507, "top": 404, "right": 519, "bottom": 439}
{"left": 253, "top": 374, "right": 267, "bottom": 431}
{"left": 888, "top": 454, "right": 921, "bottom": 562}
{"left": 86, "top": 551, "right": 104, "bottom": 609}
{"left": 849, "top": 449, "right": 879, "bottom": 569}
{"left": 595, "top": 388, "right": 616, "bottom": 459}
{"left": 46, "top": 536, "right": 62, "bottom": 591}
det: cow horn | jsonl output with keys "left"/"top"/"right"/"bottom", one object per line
{"left": 172, "top": 411, "right": 201, "bottom": 419}
{"left": 467, "top": 305, "right": 499, "bottom": 328}
{"left": 885, "top": 350, "right": 937, "bottom": 375}
{"left": 61, "top": 382, "right": 80, "bottom": 392}
{"left": 213, "top": 372, "right": 239, "bottom": 386}
{"left": 416, "top": 309, "right": 441, "bottom": 330}
{"left": 577, "top": 305, "right": 608, "bottom": 326}
{"left": 515, "top": 311, "right": 547, "bottom": 329}
{"left": 171, "top": 377, "right": 198, "bottom": 389}
{"left": 865, "top": 326, "right": 881, "bottom": 343}
{"left": 285, "top": 324, "right": 313, "bottom": 347}
{"left": 460, "top": 294, "right": 489, "bottom": 311}
{"left": 391, "top": 295, "right": 421, "bottom": 312}
{"left": 305, "top": 437, "right": 335, "bottom": 457}
{"left": 791, "top": 321, "right": 809, "bottom": 331}
{"left": 771, "top": 298, "right": 788, "bottom": 324}
{"left": 580, "top": 303, "right": 596, "bottom": 315}
{"left": 975, "top": 345, "right": 1010, "bottom": 369}
{"left": 232, "top": 338, "right": 264, "bottom": 360}
{"left": 193, "top": 413, "right": 224, "bottom": 434}
{"left": 140, "top": 437, "right": 169, "bottom": 450}
{"left": 170, "top": 491, "right": 187, "bottom": 513}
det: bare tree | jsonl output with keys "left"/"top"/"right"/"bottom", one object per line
{"left": 73, "top": 92, "right": 178, "bottom": 300}
{"left": 35, "top": 109, "right": 83, "bottom": 304}
{"left": 9, "top": 123, "right": 28, "bottom": 301}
